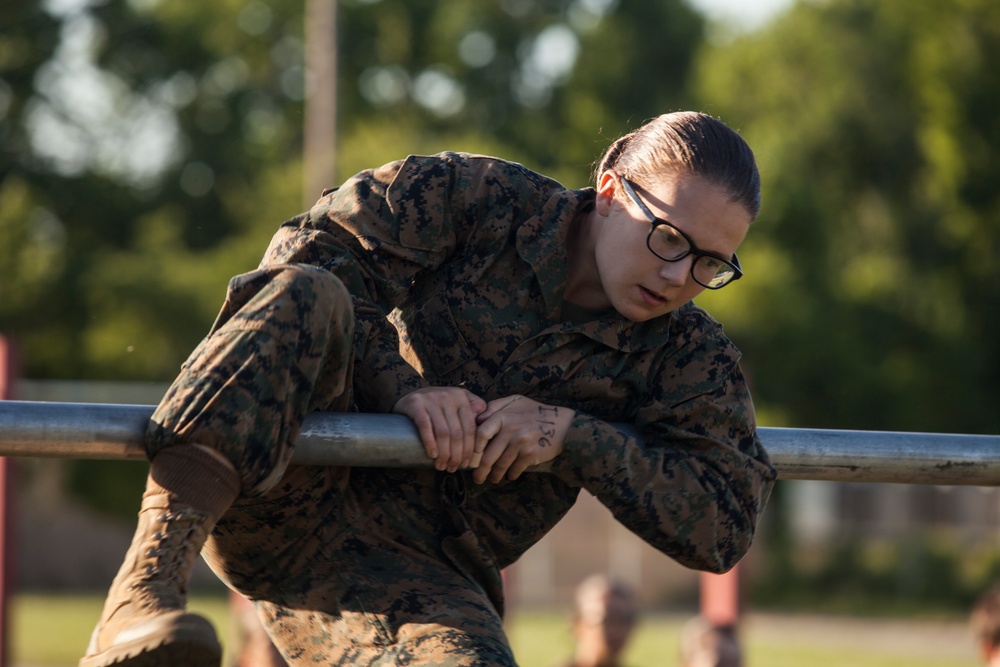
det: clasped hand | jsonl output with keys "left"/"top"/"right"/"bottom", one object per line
{"left": 392, "top": 387, "right": 574, "bottom": 484}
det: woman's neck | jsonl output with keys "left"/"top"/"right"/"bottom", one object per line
{"left": 564, "top": 209, "right": 609, "bottom": 310}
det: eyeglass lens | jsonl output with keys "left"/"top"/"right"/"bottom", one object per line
{"left": 647, "top": 225, "right": 736, "bottom": 288}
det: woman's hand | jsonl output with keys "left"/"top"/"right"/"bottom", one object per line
{"left": 393, "top": 387, "right": 487, "bottom": 472}
{"left": 471, "top": 395, "right": 575, "bottom": 484}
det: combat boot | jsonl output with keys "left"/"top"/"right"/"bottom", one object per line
{"left": 79, "top": 446, "right": 240, "bottom": 667}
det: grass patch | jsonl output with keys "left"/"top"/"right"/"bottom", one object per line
{"left": 508, "top": 611, "right": 683, "bottom": 666}
{"left": 508, "top": 611, "right": 977, "bottom": 667}
{"left": 7, "top": 595, "right": 978, "bottom": 667}
{"left": 10, "top": 593, "right": 232, "bottom": 666}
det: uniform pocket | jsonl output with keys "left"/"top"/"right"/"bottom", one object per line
{"left": 409, "top": 294, "right": 475, "bottom": 377}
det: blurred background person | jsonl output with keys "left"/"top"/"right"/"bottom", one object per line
{"left": 561, "top": 574, "right": 639, "bottom": 667}
{"left": 679, "top": 616, "right": 742, "bottom": 667}
{"left": 971, "top": 584, "right": 1000, "bottom": 665}
{"left": 229, "top": 593, "right": 287, "bottom": 667}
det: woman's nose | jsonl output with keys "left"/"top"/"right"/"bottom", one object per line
{"left": 658, "top": 254, "right": 693, "bottom": 285}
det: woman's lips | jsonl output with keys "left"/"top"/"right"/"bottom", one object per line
{"left": 639, "top": 285, "right": 667, "bottom": 306}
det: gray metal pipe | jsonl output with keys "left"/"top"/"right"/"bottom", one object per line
{"left": 0, "top": 400, "right": 998, "bottom": 485}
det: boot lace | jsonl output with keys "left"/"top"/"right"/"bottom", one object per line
{"left": 128, "top": 507, "right": 210, "bottom": 611}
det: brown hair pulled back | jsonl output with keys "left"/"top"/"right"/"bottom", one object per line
{"left": 595, "top": 112, "right": 761, "bottom": 219}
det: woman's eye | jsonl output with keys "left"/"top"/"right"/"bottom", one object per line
{"left": 656, "top": 226, "right": 686, "bottom": 248}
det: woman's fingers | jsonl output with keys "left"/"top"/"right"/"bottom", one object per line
{"left": 393, "top": 387, "right": 486, "bottom": 471}
{"left": 396, "top": 390, "right": 571, "bottom": 481}
{"left": 476, "top": 395, "right": 521, "bottom": 423}
{"left": 472, "top": 396, "right": 574, "bottom": 484}
{"left": 469, "top": 416, "right": 496, "bottom": 470}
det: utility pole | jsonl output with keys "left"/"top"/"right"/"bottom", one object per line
{"left": 303, "top": 0, "right": 338, "bottom": 208}
{"left": 0, "top": 337, "right": 17, "bottom": 667}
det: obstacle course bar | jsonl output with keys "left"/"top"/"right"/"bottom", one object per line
{"left": 0, "top": 401, "right": 998, "bottom": 486}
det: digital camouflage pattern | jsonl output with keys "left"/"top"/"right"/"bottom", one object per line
{"left": 146, "top": 152, "right": 775, "bottom": 665}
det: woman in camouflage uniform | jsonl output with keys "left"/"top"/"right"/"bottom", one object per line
{"left": 81, "top": 111, "right": 775, "bottom": 667}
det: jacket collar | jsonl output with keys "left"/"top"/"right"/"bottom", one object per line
{"left": 515, "top": 188, "right": 676, "bottom": 353}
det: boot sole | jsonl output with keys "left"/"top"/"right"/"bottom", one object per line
{"left": 79, "top": 613, "right": 221, "bottom": 667}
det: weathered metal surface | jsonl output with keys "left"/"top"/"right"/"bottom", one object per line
{"left": 0, "top": 401, "right": 997, "bottom": 486}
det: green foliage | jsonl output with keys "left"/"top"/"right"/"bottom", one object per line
{"left": 693, "top": 0, "right": 1000, "bottom": 435}
{"left": 334, "top": 0, "right": 703, "bottom": 181}
{"left": 1, "top": 0, "right": 308, "bottom": 380}
{"left": 751, "top": 527, "right": 1000, "bottom": 616}
{"left": 1, "top": 0, "right": 704, "bottom": 385}
{"left": 65, "top": 460, "right": 148, "bottom": 520}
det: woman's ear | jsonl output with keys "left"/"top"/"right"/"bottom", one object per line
{"left": 595, "top": 171, "right": 618, "bottom": 216}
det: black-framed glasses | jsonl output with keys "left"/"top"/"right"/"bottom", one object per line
{"left": 619, "top": 178, "right": 743, "bottom": 290}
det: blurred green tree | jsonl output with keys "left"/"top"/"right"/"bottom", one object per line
{"left": 693, "top": 0, "right": 1000, "bottom": 435}
{"left": 333, "top": 0, "right": 704, "bottom": 182}
{"left": 1, "top": 0, "right": 703, "bottom": 383}
{"left": 1, "top": 0, "right": 309, "bottom": 379}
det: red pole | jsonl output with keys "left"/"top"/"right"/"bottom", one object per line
{"left": 0, "top": 336, "right": 18, "bottom": 667}
{"left": 699, "top": 565, "right": 740, "bottom": 627}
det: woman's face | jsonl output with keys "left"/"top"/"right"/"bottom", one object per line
{"left": 592, "top": 170, "right": 752, "bottom": 322}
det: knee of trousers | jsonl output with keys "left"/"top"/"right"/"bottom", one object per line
{"left": 218, "top": 264, "right": 356, "bottom": 364}
{"left": 272, "top": 265, "right": 355, "bottom": 396}
{"left": 225, "top": 263, "right": 358, "bottom": 423}
{"left": 259, "top": 264, "right": 354, "bottom": 340}
{"left": 265, "top": 265, "right": 357, "bottom": 412}
{"left": 146, "top": 265, "right": 356, "bottom": 484}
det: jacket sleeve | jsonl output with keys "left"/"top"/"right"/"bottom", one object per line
{"left": 258, "top": 153, "right": 480, "bottom": 412}
{"left": 546, "top": 326, "right": 776, "bottom": 573}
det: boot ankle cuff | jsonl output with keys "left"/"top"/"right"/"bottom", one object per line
{"left": 146, "top": 446, "right": 241, "bottom": 521}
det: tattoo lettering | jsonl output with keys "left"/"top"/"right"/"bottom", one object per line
{"left": 537, "top": 405, "right": 559, "bottom": 447}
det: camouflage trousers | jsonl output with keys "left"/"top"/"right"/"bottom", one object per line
{"left": 145, "top": 264, "right": 516, "bottom": 666}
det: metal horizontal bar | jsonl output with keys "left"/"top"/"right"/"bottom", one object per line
{"left": 0, "top": 400, "right": 998, "bottom": 486}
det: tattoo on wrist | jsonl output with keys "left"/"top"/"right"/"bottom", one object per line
{"left": 537, "top": 405, "right": 558, "bottom": 447}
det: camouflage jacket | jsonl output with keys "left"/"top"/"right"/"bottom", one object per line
{"left": 262, "top": 152, "right": 775, "bottom": 578}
